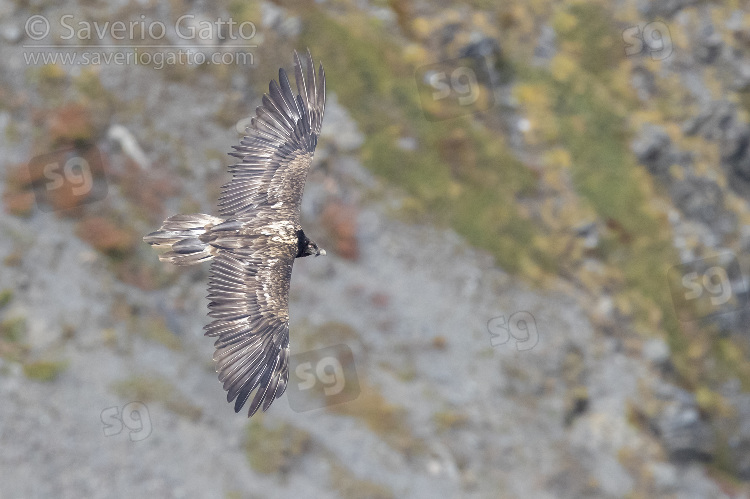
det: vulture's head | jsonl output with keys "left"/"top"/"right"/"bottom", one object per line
{"left": 297, "top": 230, "right": 326, "bottom": 257}
{"left": 303, "top": 240, "right": 325, "bottom": 257}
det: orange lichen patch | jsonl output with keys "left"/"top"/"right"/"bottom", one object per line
{"left": 431, "top": 335, "right": 447, "bottom": 349}
{"left": 3, "top": 163, "right": 34, "bottom": 217}
{"left": 5, "top": 162, "right": 32, "bottom": 189}
{"left": 76, "top": 216, "right": 137, "bottom": 256}
{"left": 4, "top": 161, "right": 29, "bottom": 193}
{"left": 114, "top": 161, "right": 180, "bottom": 224}
{"left": 2, "top": 191, "right": 35, "bottom": 217}
{"left": 327, "top": 379, "right": 423, "bottom": 456}
{"left": 46, "top": 103, "right": 94, "bottom": 146}
{"left": 115, "top": 258, "right": 158, "bottom": 290}
{"left": 389, "top": 0, "right": 416, "bottom": 39}
{"left": 438, "top": 128, "right": 477, "bottom": 180}
{"left": 113, "top": 255, "right": 180, "bottom": 291}
{"left": 371, "top": 292, "right": 389, "bottom": 308}
{"left": 321, "top": 201, "right": 359, "bottom": 260}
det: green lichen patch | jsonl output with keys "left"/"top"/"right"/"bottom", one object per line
{"left": 136, "top": 315, "right": 182, "bottom": 351}
{"left": 328, "top": 461, "right": 395, "bottom": 499}
{"left": 0, "top": 316, "right": 28, "bottom": 362}
{"left": 111, "top": 374, "right": 202, "bottom": 421}
{"left": 299, "top": 9, "right": 549, "bottom": 277}
{"left": 298, "top": 320, "right": 360, "bottom": 352}
{"left": 0, "top": 289, "right": 14, "bottom": 309}
{"left": 244, "top": 412, "right": 311, "bottom": 475}
{"left": 327, "top": 379, "right": 424, "bottom": 457}
{"left": 23, "top": 359, "right": 69, "bottom": 382}
{"left": 433, "top": 409, "right": 470, "bottom": 432}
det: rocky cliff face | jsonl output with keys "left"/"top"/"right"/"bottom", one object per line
{"left": 1, "top": 0, "right": 750, "bottom": 497}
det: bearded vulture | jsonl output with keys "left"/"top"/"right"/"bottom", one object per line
{"left": 144, "top": 50, "right": 326, "bottom": 417}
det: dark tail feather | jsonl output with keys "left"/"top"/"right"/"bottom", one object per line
{"left": 144, "top": 213, "right": 224, "bottom": 266}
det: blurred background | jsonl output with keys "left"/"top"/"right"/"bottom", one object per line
{"left": 1, "top": 0, "right": 750, "bottom": 497}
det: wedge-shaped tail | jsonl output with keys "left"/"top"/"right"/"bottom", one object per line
{"left": 143, "top": 213, "right": 224, "bottom": 266}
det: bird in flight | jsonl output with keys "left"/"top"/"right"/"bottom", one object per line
{"left": 144, "top": 50, "right": 326, "bottom": 417}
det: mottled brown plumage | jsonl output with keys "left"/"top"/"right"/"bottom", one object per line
{"left": 144, "top": 50, "right": 326, "bottom": 417}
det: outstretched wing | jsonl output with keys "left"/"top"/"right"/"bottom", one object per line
{"left": 218, "top": 50, "right": 326, "bottom": 221}
{"left": 204, "top": 236, "right": 297, "bottom": 417}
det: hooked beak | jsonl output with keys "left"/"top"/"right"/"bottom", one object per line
{"left": 316, "top": 248, "right": 326, "bottom": 256}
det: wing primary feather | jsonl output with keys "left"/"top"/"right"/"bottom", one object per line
{"left": 305, "top": 49, "right": 316, "bottom": 116}
{"left": 262, "top": 93, "right": 295, "bottom": 131}
{"left": 318, "top": 63, "right": 326, "bottom": 126}
{"left": 294, "top": 50, "right": 309, "bottom": 113}
{"left": 279, "top": 68, "right": 301, "bottom": 122}
{"left": 269, "top": 78, "right": 295, "bottom": 127}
